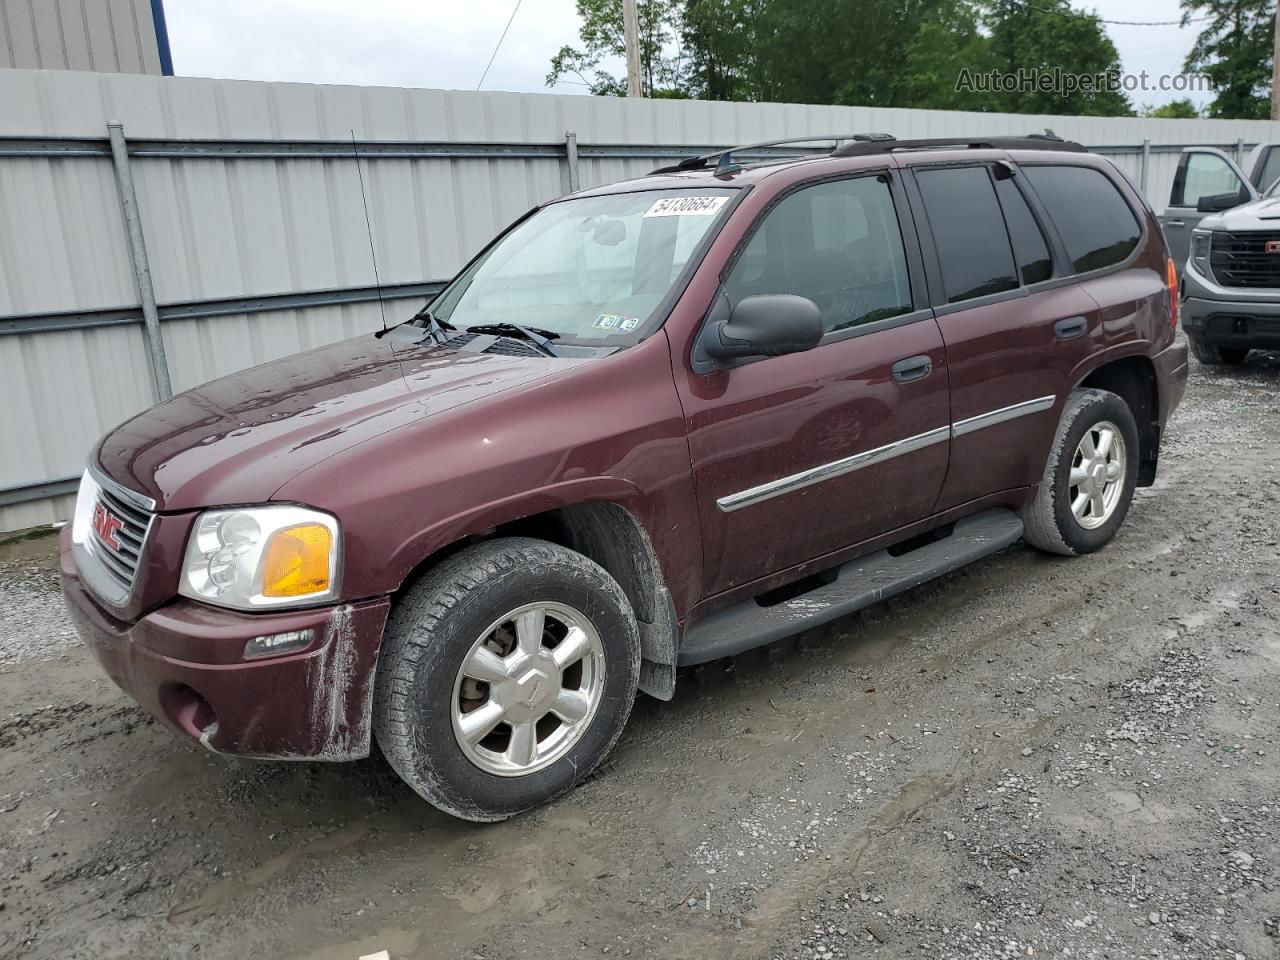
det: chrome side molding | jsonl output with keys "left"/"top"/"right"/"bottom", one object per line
{"left": 716, "top": 395, "right": 1058, "bottom": 513}
{"left": 952, "top": 395, "right": 1056, "bottom": 438}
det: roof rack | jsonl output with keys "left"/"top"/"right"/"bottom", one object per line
{"left": 648, "top": 129, "right": 1086, "bottom": 176}
{"left": 831, "top": 129, "right": 1087, "bottom": 157}
{"left": 648, "top": 132, "right": 894, "bottom": 177}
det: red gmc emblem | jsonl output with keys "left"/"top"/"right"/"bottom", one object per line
{"left": 92, "top": 501, "right": 125, "bottom": 551}
{"left": 1265, "top": 240, "right": 1280, "bottom": 254}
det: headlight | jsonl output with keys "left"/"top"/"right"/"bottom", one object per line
{"left": 70, "top": 470, "right": 97, "bottom": 546}
{"left": 178, "top": 505, "right": 340, "bottom": 610}
{"left": 1190, "top": 229, "right": 1212, "bottom": 273}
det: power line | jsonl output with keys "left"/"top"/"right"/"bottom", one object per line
{"left": 476, "top": 0, "right": 524, "bottom": 91}
{"left": 1014, "top": 1, "right": 1208, "bottom": 27}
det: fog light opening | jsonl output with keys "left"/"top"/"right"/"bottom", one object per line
{"left": 243, "top": 628, "right": 314, "bottom": 660}
{"left": 165, "top": 684, "right": 218, "bottom": 739}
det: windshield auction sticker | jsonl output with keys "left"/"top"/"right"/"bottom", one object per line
{"left": 643, "top": 196, "right": 729, "bottom": 218}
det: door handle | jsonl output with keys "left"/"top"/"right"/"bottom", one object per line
{"left": 891, "top": 355, "right": 933, "bottom": 383}
{"left": 1054, "top": 316, "right": 1088, "bottom": 340}
{"left": 1164, "top": 219, "right": 1186, "bottom": 228}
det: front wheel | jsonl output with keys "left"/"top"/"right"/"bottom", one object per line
{"left": 1022, "top": 388, "right": 1139, "bottom": 556}
{"left": 1189, "top": 337, "right": 1249, "bottom": 366}
{"left": 374, "top": 538, "right": 641, "bottom": 821}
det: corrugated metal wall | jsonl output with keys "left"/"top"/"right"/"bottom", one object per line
{"left": 0, "top": 0, "right": 163, "bottom": 74}
{"left": 3, "top": 67, "right": 1280, "bottom": 531}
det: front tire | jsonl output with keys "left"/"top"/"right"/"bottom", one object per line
{"left": 1022, "top": 388, "right": 1139, "bottom": 557}
{"left": 1189, "top": 337, "right": 1249, "bottom": 366}
{"left": 374, "top": 538, "right": 641, "bottom": 821}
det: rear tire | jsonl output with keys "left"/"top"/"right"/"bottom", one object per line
{"left": 1022, "top": 388, "right": 1139, "bottom": 557}
{"left": 1189, "top": 337, "right": 1249, "bottom": 366}
{"left": 374, "top": 537, "right": 641, "bottom": 822}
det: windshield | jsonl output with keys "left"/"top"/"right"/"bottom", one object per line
{"left": 426, "top": 189, "right": 736, "bottom": 341}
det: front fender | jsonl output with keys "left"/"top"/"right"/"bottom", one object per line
{"left": 381, "top": 476, "right": 648, "bottom": 594}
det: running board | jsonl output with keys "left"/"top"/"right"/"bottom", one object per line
{"left": 677, "top": 508, "right": 1024, "bottom": 666}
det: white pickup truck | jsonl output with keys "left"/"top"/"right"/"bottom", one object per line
{"left": 1159, "top": 144, "right": 1280, "bottom": 365}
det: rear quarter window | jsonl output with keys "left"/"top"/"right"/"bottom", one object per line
{"left": 1022, "top": 165, "right": 1141, "bottom": 274}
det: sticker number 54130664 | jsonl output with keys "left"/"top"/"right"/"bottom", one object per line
{"left": 643, "top": 196, "right": 729, "bottom": 218}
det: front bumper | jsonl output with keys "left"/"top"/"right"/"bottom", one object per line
{"left": 1181, "top": 264, "right": 1280, "bottom": 349}
{"left": 1183, "top": 296, "right": 1280, "bottom": 350}
{"left": 59, "top": 529, "right": 390, "bottom": 760}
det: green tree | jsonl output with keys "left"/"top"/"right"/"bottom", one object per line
{"left": 983, "top": 0, "right": 1132, "bottom": 116}
{"left": 1140, "top": 98, "right": 1202, "bottom": 118}
{"left": 1180, "top": 0, "right": 1273, "bottom": 119}
{"left": 547, "top": 0, "right": 689, "bottom": 96}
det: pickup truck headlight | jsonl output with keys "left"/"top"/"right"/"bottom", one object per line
{"left": 178, "top": 505, "right": 340, "bottom": 610}
{"left": 1190, "top": 229, "right": 1212, "bottom": 274}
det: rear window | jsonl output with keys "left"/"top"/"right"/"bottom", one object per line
{"left": 1022, "top": 165, "right": 1141, "bottom": 274}
{"left": 916, "top": 166, "right": 1018, "bottom": 303}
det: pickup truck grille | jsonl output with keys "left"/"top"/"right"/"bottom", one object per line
{"left": 1209, "top": 230, "right": 1280, "bottom": 288}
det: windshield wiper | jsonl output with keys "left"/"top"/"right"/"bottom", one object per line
{"left": 464, "top": 322, "right": 562, "bottom": 357}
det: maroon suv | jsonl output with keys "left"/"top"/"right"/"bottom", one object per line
{"left": 60, "top": 133, "right": 1188, "bottom": 820}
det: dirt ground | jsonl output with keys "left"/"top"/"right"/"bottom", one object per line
{"left": 3, "top": 350, "right": 1279, "bottom": 960}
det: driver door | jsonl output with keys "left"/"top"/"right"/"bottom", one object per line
{"left": 674, "top": 170, "right": 951, "bottom": 597}
{"left": 1160, "top": 147, "right": 1257, "bottom": 267}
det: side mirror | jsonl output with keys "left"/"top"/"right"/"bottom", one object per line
{"left": 702, "top": 294, "right": 824, "bottom": 362}
{"left": 1197, "top": 191, "right": 1242, "bottom": 213}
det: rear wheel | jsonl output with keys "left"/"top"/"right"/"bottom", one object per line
{"left": 1022, "top": 388, "right": 1139, "bottom": 556}
{"left": 1189, "top": 337, "right": 1249, "bottom": 366}
{"left": 374, "top": 538, "right": 640, "bottom": 821}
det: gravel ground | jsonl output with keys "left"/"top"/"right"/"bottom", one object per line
{"left": 2, "top": 350, "right": 1279, "bottom": 960}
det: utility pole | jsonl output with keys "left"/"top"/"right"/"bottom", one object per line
{"left": 1273, "top": 0, "right": 1280, "bottom": 120}
{"left": 623, "top": 0, "right": 643, "bottom": 97}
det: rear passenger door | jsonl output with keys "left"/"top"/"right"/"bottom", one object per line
{"left": 904, "top": 159, "right": 1104, "bottom": 512}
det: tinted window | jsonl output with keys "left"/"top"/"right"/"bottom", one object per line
{"left": 994, "top": 176, "right": 1052, "bottom": 285}
{"left": 916, "top": 166, "right": 1018, "bottom": 303}
{"left": 724, "top": 176, "right": 912, "bottom": 333}
{"left": 1024, "top": 165, "right": 1141, "bottom": 274}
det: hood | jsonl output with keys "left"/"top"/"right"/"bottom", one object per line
{"left": 1200, "top": 195, "right": 1280, "bottom": 231}
{"left": 96, "top": 332, "right": 581, "bottom": 510}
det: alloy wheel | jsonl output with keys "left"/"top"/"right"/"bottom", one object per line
{"left": 451, "top": 602, "right": 606, "bottom": 777}
{"left": 1068, "top": 420, "right": 1126, "bottom": 530}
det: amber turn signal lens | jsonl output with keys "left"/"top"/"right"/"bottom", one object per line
{"left": 1166, "top": 256, "right": 1179, "bottom": 329}
{"left": 260, "top": 523, "right": 333, "bottom": 597}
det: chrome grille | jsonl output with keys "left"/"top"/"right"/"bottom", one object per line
{"left": 75, "top": 469, "right": 155, "bottom": 605}
{"left": 1209, "top": 230, "right": 1280, "bottom": 289}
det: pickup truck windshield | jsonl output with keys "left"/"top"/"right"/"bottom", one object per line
{"left": 427, "top": 189, "right": 736, "bottom": 341}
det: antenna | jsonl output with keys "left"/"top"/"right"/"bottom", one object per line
{"left": 351, "top": 130, "right": 388, "bottom": 333}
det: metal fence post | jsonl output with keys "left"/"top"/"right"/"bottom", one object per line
{"left": 565, "top": 130, "right": 580, "bottom": 194}
{"left": 1140, "top": 139, "right": 1150, "bottom": 196}
{"left": 106, "top": 120, "right": 172, "bottom": 401}
{"left": 1235, "top": 138, "right": 1245, "bottom": 164}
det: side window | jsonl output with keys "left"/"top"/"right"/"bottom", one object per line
{"left": 723, "top": 176, "right": 913, "bottom": 334}
{"left": 1023, "top": 165, "right": 1141, "bottom": 274}
{"left": 1172, "top": 152, "right": 1247, "bottom": 208}
{"left": 994, "top": 176, "right": 1053, "bottom": 285}
{"left": 1256, "top": 146, "right": 1280, "bottom": 193}
{"left": 915, "top": 166, "right": 1018, "bottom": 303}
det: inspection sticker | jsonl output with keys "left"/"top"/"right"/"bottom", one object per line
{"left": 593, "top": 313, "right": 642, "bottom": 331}
{"left": 643, "top": 195, "right": 728, "bottom": 218}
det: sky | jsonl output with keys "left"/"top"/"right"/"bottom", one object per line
{"left": 162, "top": 0, "right": 1213, "bottom": 112}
